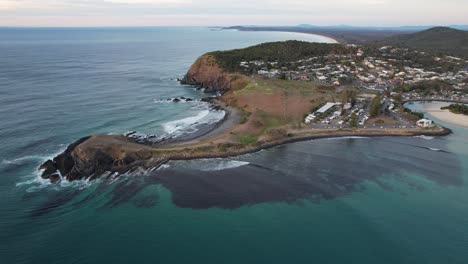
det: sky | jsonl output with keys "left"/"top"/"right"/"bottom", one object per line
{"left": 0, "top": 0, "right": 467, "bottom": 27}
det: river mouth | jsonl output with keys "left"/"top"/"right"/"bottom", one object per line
{"left": 405, "top": 101, "right": 468, "bottom": 128}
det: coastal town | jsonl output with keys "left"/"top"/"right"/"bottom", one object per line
{"left": 236, "top": 44, "right": 468, "bottom": 129}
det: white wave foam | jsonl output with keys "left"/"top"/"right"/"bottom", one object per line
{"left": 415, "top": 135, "right": 434, "bottom": 140}
{"left": 17, "top": 171, "right": 96, "bottom": 192}
{"left": 194, "top": 159, "right": 250, "bottom": 171}
{"left": 162, "top": 109, "right": 225, "bottom": 136}
{"left": 16, "top": 160, "right": 96, "bottom": 192}
{"left": 13, "top": 142, "right": 114, "bottom": 192}
{"left": 158, "top": 164, "right": 171, "bottom": 170}
{"left": 428, "top": 148, "right": 442, "bottom": 151}
{"left": 1, "top": 155, "right": 46, "bottom": 165}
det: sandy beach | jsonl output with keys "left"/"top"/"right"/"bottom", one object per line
{"left": 424, "top": 103, "right": 468, "bottom": 128}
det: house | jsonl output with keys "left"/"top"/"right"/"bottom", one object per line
{"left": 317, "top": 76, "right": 327, "bottom": 82}
{"left": 417, "top": 119, "right": 433, "bottom": 128}
{"left": 304, "top": 114, "right": 316, "bottom": 124}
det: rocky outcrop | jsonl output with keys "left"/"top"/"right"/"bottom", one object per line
{"left": 181, "top": 54, "right": 247, "bottom": 93}
{"left": 39, "top": 135, "right": 165, "bottom": 182}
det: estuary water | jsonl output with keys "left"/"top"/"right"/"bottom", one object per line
{"left": 1, "top": 27, "right": 467, "bottom": 264}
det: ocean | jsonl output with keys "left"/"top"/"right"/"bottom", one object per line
{"left": 1, "top": 27, "right": 467, "bottom": 264}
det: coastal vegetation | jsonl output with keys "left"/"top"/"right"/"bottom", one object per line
{"left": 403, "top": 107, "right": 425, "bottom": 119}
{"left": 369, "top": 94, "right": 381, "bottom": 117}
{"left": 396, "top": 80, "right": 453, "bottom": 94}
{"left": 441, "top": 104, "right": 468, "bottom": 115}
{"left": 209, "top": 41, "right": 349, "bottom": 72}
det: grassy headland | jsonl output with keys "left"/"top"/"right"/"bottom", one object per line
{"left": 40, "top": 41, "right": 461, "bottom": 183}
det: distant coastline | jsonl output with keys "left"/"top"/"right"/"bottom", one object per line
{"left": 221, "top": 25, "right": 410, "bottom": 44}
{"left": 223, "top": 27, "right": 340, "bottom": 43}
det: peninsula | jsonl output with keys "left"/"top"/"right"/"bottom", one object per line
{"left": 39, "top": 40, "right": 464, "bottom": 183}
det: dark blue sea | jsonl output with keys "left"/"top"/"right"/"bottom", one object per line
{"left": 0, "top": 27, "right": 467, "bottom": 264}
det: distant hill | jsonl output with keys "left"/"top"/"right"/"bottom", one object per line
{"left": 378, "top": 27, "right": 468, "bottom": 58}
{"left": 208, "top": 41, "right": 347, "bottom": 72}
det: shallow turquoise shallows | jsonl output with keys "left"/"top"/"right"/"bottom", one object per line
{"left": 0, "top": 27, "right": 467, "bottom": 264}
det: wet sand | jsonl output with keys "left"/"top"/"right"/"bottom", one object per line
{"left": 424, "top": 103, "right": 468, "bottom": 128}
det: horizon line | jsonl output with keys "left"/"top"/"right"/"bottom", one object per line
{"left": 0, "top": 24, "right": 467, "bottom": 29}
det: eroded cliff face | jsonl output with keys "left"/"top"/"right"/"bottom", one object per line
{"left": 39, "top": 135, "right": 164, "bottom": 182}
{"left": 181, "top": 54, "right": 247, "bottom": 93}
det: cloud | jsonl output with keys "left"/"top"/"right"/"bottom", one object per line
{"left": 0, "top": 0, "right": 466, "bottom": 26}
{"left": 0, "top": 0, "right": 17, "bottom": 9}
{"left": 105, "top": 0, "right": 191, "bottom": 3}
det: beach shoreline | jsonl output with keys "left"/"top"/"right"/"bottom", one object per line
{"left": 423, "top": 103, "right": 468, "bottom": 128}
{"left": 225, "top": 28, "right": 340, "bottom": 44}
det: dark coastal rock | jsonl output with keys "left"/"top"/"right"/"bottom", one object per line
{"left": 39, "top": 159, "right": 57, "bottom": 176}
{"left": 211, "top": 105, "right": 223, "bottom": 111}
{"left": 201, "top": 97, "right": 216, "bottom": 103}
{"left": 38, "top": 135, "right": 164, "bottom": 183}
{"left": 124, "top": 131, "right": 137, "bottom": 137}
{"left": 165, "top": 97, "right": 194, "bottom": 103}
{"left": 49, "top": 174, "right": 61, "bottom": 183}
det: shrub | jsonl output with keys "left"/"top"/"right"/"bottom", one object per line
{"left": 238, "top": 135, "right": 258, "bottom": 145}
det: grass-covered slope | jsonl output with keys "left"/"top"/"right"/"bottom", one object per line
{"left": 208, "top": 41, "right": 349, "bottom": 72}
{"left": 378, "top": 27, "right": 468, "bottom": 58}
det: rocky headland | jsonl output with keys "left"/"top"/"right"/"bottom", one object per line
{"left": 39, "top": 44, "right": 455, "bottom": 183}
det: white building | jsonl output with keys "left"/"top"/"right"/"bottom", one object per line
{"left": 316, "top": 103, "right": 338, "bottom": 114}
{"left": 417, "top": 119, "right": 433, "bottom": 128}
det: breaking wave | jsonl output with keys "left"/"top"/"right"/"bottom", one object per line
{"left": 415, "top": 135, "right": 435, "bottom": 140}
{"left": 16, "top": 170, "right": 95, "bottom": 193}
{"left": 200, "top": 160, "right": 250, "bottom": 171}
{"left": 179, "top": 159, "right": 250, "bottom": 172}
{"left": 162, "top": 109, "right": 226, "bottom": 136}
{"left": 1, "top": 155, "right": 46, "bottom": 165}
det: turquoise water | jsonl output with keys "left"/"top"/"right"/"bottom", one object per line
{"left": 1, "top": 28, "right": 468, "bottom": 264}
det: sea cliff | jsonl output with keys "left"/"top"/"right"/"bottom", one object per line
{"left": 181, "top": 54, "right": 247, "bottom": 93}
{"left": 39, "top": 135, "right": 166, "bottom": 183}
